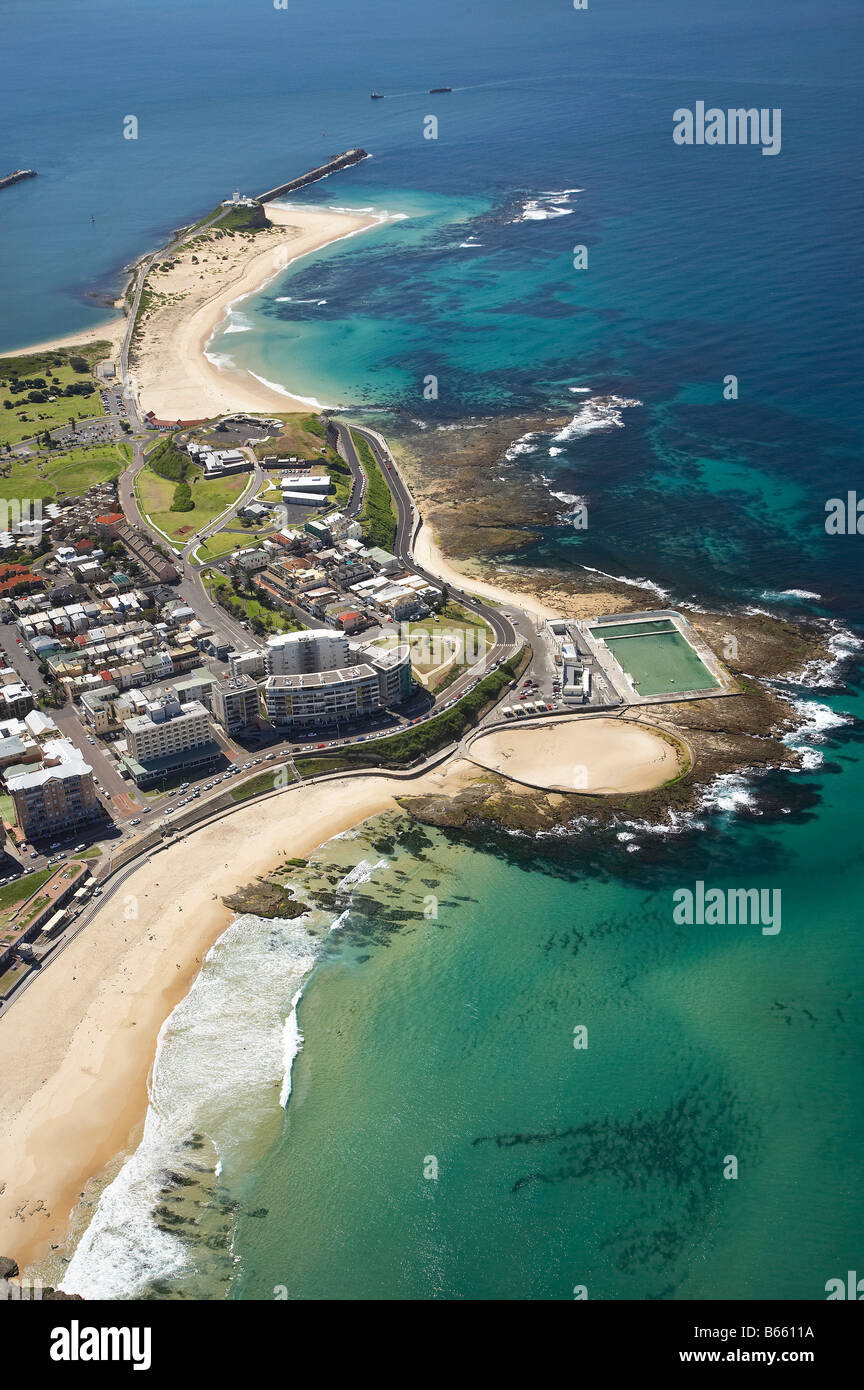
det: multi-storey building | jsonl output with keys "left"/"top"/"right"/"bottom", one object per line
{"left": 265, "top": 629, "right": 349, "bottom": 676}
{"left": 264, "top": 665, "right": 381, "bottom": 727}
{"left": 211, "top": 676, "right": 260, "bottom": 734}
{"left": 122, "top": 693, "right": 220, "bottom": 786}
{"left": 8, "top": 742, "right": 101, "bottom": 840}
{"left": 262, "top": 643, "right": 412, "bottom": 728}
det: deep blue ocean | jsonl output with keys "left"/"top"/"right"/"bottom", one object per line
{"left": 6, "top": 0, "right": 863, "bottom": 1300}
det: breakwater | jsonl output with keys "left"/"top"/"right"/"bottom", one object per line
{"left": 256, "top": 149, "right": 368, "bottom": 204}
{"left": 0, "top": 170, "right": 37, "bottom": 193}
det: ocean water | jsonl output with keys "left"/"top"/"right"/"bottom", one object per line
{"left": 5, "top": 0, "right": 862, "bottom": 1299}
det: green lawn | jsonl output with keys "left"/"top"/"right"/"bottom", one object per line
{"left": 0, "top": 344, "right": 111, "bottom": 448}
{"left": 195, "top": 527, "right": 274, "bottom": 559}
{"left": 351, "top": 429, "right": 397, "bottom": 549}
{"left": 0, "top": 442, "right": 126, "bottom": 506}
{"left": 137, "top": 463, "right": 250, "bottom": 544}
{"left": 373, "top": 601, "right": 492, "bottom": 690}
{"left": 0, "top": 867, "right": 54, "bottom": 915}
{"left": 204, "top": 570, "right": 301, "bottom": 634}
{"left": 251, "top": 412, "right": 330, "bottom": 462}
{"left": 0, "top": 461, "right": 54, "bottom": 505}
{"left": 42, "top": 444, "right": 126, "bottom": 495}
{"left": 230, "top": 766, "right": 296, "bottom": 802}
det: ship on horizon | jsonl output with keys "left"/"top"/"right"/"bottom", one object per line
{"left": 429, "top": 86, "right": 452, "bottom": 93}
{"left": 370, "top": 91, "right": 385, "bottom": 99}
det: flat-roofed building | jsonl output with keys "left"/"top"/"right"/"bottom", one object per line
{"left": 212, "top": 676, "right": 260, "bottom": 733}
{"left": 229, "top": 649, "right": 266, "bottom": 680}
{"left": 264, "top": 664, "right": 380, "bottom": 727}
{"left": 125, "top": 695, "right": 211, "bottom": 763}
{"left": 363, "top": 642, "right": 413, "bottom": 705}
{"left": 265, "top": 629, "right": 349, "bottom": 676}
{"left": 8, "top": 743, "right": 100, "bottom": 839}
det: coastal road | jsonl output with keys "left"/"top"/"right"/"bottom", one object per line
{"left": 120, "top": 203, "right": 232, "bottom": 430}
{"left": 344, "top": 421, "right": 523, "bottom": 662}
{"left": 117, "top": 439, "right": 262, "bottom": 654}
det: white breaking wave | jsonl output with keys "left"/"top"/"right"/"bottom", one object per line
{"left": 336, "top": 857, "right": 389, "bottom": 893}
{"left": 698, "top": 773, "right": 758, "bottom": 814}
{"left": 792, "top": 622, "right": 864, "bottom": 688}
{"left": 62, "top": 913, "right": 320, "bottom": 1300}
{"left": 247, "top": 371, "right": 338, "bottom": 411}
{"left": 542, "top": 478, "right": 587, "bottom": 523}
{"left": 759, "top": 588, "right": 822, "bottom": 602}
{"left": 780, "top": 697, "right": 854, "bottom": 771}
{"left": 581, "top": 564, "right": 671, "bottom": 602}
{"left": 274, "top": 296, "right": 328, "bottom": 305}
{"left": 222, "top": 311, "right": 255, "bottom": 334}
{"left": 205, "top": 350, "right": 237, "bottom": 371}
{"left": 279, "top": 986, "right": 307, "bottom": 1108}
{"left": 552, "top": 394, "right": 643, "bottom": 441}
{"left": 513, "top": 189, "right": 583, "bottom": 222}
{"left": 503, "top": 430, "right": 540, "bottom": 461}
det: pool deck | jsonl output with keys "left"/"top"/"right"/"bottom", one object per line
{"left": 579, "top": 609, "right": 739, "bottom": 706}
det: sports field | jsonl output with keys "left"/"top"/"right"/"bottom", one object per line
{"left": 590, "top": 620, "right": 718, "bottom": 697}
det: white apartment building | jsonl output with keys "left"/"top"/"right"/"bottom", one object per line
{"left": 264, "top": 665, "right": 381, "bottom": 727}
{"left": 265, "top": 629, "right": 350, "bottom": 676}
{"left": 124, "top": 695, "right": 212, "bottom": 763}
{"left": 211, "top": 677, "right": 260, "bottom": 733}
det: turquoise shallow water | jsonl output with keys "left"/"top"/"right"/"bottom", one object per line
{"left": 7, "top": 0, "right": 861, "bottom": 1302}
{"left": 225, "top": 705, "right": 862, "bottom": 1301}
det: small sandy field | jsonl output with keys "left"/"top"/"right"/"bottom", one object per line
{"left": 468, "top": 716, "right": 686, "bottom": 794}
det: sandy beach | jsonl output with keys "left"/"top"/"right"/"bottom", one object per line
{"left": 0, "top": 760, "right": 475, "bottom": 1274}
{"left": 3, "top": 315, "right": 127, "bottom": 360}
{"left": 413, "top": 518, "right": 565, "bottom": 622}
{"left": 467, "top": 715, "right": 687, "bottom": 795}
{"left": 132, "top": 203, "right": 385, "bottom": 422}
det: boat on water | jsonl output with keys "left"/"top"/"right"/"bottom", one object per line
{"left": 370, "top": 92, "right": 385, "bottom": 99}
{"left": 429, "top": 86, "right": 452, "bottom": 93}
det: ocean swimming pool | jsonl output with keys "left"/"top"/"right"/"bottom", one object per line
{"left": 589, "top": 622, "right": 719, "bottom": 697}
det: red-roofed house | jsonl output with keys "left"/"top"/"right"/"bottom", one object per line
{"left": 337, "top": 610, "right": 366, "bottom": 633}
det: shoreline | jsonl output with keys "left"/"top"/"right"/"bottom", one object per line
{"left": 2, "top": 314, "right": 127, "bottom": 360}
{"left": 0, "top": 761, "right": 473, "bottom": 1274}
{"left": 134, "top": 203, "right": 390, "bottom": 421}
{"left": 413, "top": 516, "right": 564, "bottom": 621}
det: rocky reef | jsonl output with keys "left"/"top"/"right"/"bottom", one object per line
{"left": 221, "top": 879, "right": 306, "bottom": 919}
